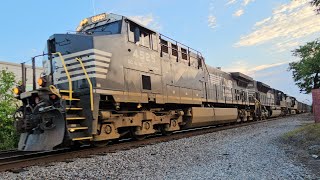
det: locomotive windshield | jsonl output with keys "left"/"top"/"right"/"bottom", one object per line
{"left": 76, "top": 13, "right": 123, "bottom": 35}
{"left": 82, "top": 20, "right": 122, "bottom": 35}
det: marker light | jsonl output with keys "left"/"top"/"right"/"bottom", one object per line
{"left": 13, "top": 87, "right": 20, "bottom": 95}
{"left": 37, "top": 77, "right": 46, "bottom": 87}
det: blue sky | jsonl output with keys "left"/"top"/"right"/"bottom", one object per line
{"left": 0, "top": 0, "right": 317, "bottom": 103}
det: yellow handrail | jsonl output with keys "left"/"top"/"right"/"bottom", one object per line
{"left": 76, "top": 58, "right": 94, "bottom": 111}
{"left": 52, "top": 52, "right": 72, "bottom": 101}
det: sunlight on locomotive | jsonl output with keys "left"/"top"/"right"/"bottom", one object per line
{"left": 13, "top": 12, "right": 310, "bottom": 152}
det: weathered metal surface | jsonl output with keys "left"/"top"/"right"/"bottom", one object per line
{"left": 190, "top": 107, "right": 237, "bottom": 124}
{"left": 19, "top": 109, "right": 65, "bottom": 151}
{"left": 312, "top": 89, "right": 320, "bottom": 123}
{"left": 270, "top": 110, "right": 282, "bottom": 118}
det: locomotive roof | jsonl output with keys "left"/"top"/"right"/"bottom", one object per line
{"left": 76, "top": 13, "right": 202, "bottom": 55}
{"left": 125, "top": 17, "right": 157, "bottom": 33}
{"left": 257, "top": 81, "right": 270, "bottom": 88}
{"left": 230, "top": 72, "right": 253, "bottom": 82}
{"left": 76, "top": 13, "right": 157, "bottom": 33}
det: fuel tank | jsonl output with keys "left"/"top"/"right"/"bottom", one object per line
{"left": 270, "top": 110, "right": 282, "bottom": 118}
{"left": 184, "top": 107, "right": 238, "bottom": 128}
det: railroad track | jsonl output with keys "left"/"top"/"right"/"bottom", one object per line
{"left": 0, "top": 148, "right": 78, "bottom": 172}
{"left": 0, "top": 115, "right": 296, "bottom": 172}
{"left": 0, "top": 150, "right": 32, "bottom": 159}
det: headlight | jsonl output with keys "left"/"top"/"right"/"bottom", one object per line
{"left": 37, "top": 77, "right": 46, "bottom": 87}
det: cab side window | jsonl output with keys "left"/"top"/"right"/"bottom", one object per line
{"left": 152, "top": 34, "right": 158, "bottom": 51}
{"left": 128, "top": 24, "right": 140, "bottom": 43}
{"left": 140, "top": 31, "right": 150, "bottom": 48}
{"left": 160, "top": 39, "right": 169, "bottom": 53}
{"left": 128, "top": 22, "right": 158, "bottom": 50}
{"left": 181, "top": 48, "right": 188, "bottom": 60}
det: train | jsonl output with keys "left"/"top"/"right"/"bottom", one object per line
{"left": 13, "top": 13, "right": 310, "bottom": 151}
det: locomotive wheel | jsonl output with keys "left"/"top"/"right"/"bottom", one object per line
{"left": 160, "top": 126, "right": 173, "bottom": 136}
{"left": 71, "top": 141, "right": 86, "bottom": 149}
{"left": 132, "top": 134, "right": 147, "bottom": 140}
{"left": 92, "top": 140, "right": 111, "bottom": 147}
{"left": 161, "top": 130, "right": 173, "bottom": 136}
{"left": 262, "top": 115, "right": 267, "bottom": 120}
{"left": 80, "top": 141, "right": 91, "bottom": 146}
{"left": 130, "top": 128, "right": 146, "bottom": 140}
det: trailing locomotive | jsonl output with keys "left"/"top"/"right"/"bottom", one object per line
{"left": 13, "top": 13, "right": 310, "bottom": 151}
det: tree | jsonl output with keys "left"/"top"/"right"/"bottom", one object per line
{"left": 289, "top": 39, "right": 320, "bottom": 94}
{"left": 0, "top": 69, "right": 19, "bottom": 150}
{"left": 311, "top": 0, "right": 320, "bottom": 13}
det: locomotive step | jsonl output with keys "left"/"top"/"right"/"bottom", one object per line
{"left": 72, "top": 137, "right": 93, "bottom": 141}
{"left": 68, "top": 126, "right": 88, "bottom": 132}
{"left": 61, "top": 96, "right": 80, "bottom": 101}
{"left": 59, "top": 90, "right": 73, "bottom": 93}
{"left": 66, "top": 107, "right": 83, "bottom": 111}
{"left": 66, "top": 117, "right": 86, "bottom": 120}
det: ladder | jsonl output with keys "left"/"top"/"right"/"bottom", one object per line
{"left": 52, "top": 52, "right": 94, "bottom": 142}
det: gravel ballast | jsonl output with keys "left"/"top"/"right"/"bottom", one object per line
{"left": 1, "top": 114, "right": 317, "bottom": 179}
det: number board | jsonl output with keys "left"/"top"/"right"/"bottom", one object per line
{"left": 91, "top": 13, "right": 107, "bottom": 23}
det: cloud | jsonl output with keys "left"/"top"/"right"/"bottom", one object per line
{"left": 223, "top": 60, "right": 290, "bottom": 76}
{"left": 209, "top": 1, "right": 215, "bottom": 11}
{"left": 274, "top": 41, "right": 300, "bottom": 52}
{"left": 129, "top": 14, "right": 161, "bottom": 31}
{"left": 129, "top": 14, "right": 154, "bottom": 26}
{"left": 226, "top": 0, "right": 255, "bottom": 7}
{"left": 226, "top": 0, "right": 237, "bottom": 6}
{"left": 208, "top": 14, "right": 217, "bottom": 29}
{"left": 222, "top": 60, "right": 249, "bottom": 73}
{"left": 234, "top": 0, "right": 319, "bottom": 48}
{"left": 249, "top": 61, "right": 289, "bottom": 72}
{"left": 242, "top": 0, "right": 255, "bottom": 6}
{"left": 208, "top": 1, "right": 218, "bottom": 30}
{"left": 233, "top": 9, "right": 244, "bottom": 17}
{"left": 227, "top": 0, "right": 255, "bottom": 17}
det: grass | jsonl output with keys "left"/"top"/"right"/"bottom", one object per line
{"left": 283, "top": 123, "right": 320, "bottom": 140}
{"left": 283, "top": 123, "right": 320, "bottom": 155}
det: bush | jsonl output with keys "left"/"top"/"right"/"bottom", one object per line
{"left": 0, "top": 69, "right": 19, "bottom": 150}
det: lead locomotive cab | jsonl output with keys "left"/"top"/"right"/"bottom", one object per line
{"left": 13, "top": 13, "right": 164, "bottom": 151}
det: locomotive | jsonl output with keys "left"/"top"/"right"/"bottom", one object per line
{"left": 13, "top": 13, "right": 309, "bottom": 151}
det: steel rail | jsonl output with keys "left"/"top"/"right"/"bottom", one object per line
{"left": 0, "top": 150, "right": 31, "bottom": 159}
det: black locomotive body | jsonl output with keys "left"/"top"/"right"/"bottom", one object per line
{"left": 14, "top": 13, "right": 310, "bottom": 151}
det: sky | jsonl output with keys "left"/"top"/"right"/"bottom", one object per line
{"left": 0, "top": 0, "right": 317, "bottom": 104}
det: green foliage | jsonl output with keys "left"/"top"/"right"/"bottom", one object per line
{"left": 311, "top": 0, "right": 320, "bottom": 13}
{"left": 289, "top": 39, "right": 320, "bottom": 94}
{"left": 0, "top": 69, "right": 19, "bottom": 150}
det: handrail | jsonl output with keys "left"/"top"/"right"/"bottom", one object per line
{"left": 160, "top": 33, "right": 201, "bottom": 54}
{"left": 160, "top": 43, "right": 199, "bottom": 59}
{"left": 52, "top": 52, "right": 73, "bottom": 101}
{"left": 76, "top": 58, "right": 94, "bottom": 111}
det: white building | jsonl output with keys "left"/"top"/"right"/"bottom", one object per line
{"left": 0, "top": 61, "right": 43, "bottom": 90}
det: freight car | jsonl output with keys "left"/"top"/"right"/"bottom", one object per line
{"left": 13, "top": 13, "right": 310, "bottom": 151}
